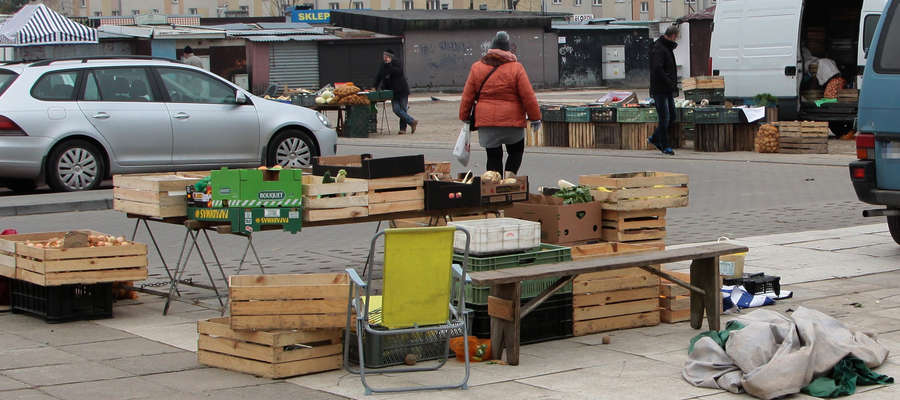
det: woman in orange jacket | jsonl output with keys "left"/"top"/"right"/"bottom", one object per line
{"left": 459, "top": 31, "right": 541, "bottom": 177}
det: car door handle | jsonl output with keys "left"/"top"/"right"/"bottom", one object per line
{"left": 92, "top": 112, "right": 110, "bottom": 120}
{"left": 173, "top": 112, "right": 190, "bottom": 120}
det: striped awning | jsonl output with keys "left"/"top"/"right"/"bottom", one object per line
{"left": 0, "top": 4, "right": 97, "bottom": 47}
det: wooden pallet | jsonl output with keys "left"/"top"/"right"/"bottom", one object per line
{"left": 660, "top": 270, "right": 691, "bottom": 323}
{"left": 779, "top": 136, "right": 828, "bottom": 154}
{"left": 601, "top": 209, "right": 666, "bottom": 242}
{"left": 682, "top": 76, "right": 725, "bottom": 91}
{"left": 368, "top": 173, "right": 425, "bottom": 215}
{"left": 543, "top": 121, "right": 569, "bottom": 147}
{"left": 197, "top": 317, "right": 342, "bottom": 379}
{"left": 695, "top": 124, "right": 734, "bottom": 152}
{"left": 595, "top": 123, "right": 621, "bottom": 149}
{"left": 620, "top": 123, "right": 655, "bottom": 150}
{"left": 302, "top": 175, "right": 369, "bottom": 222}
{"left": 776, "top": 121, "right": 830, "bottom": 137}
{"left": 113, "top": 172, "right": 209, "bottom": 218}
{"left": 568, "top": 122, "right": 596, "bottom": 149}
{"left": 579, "top": 171, "right": 689, "bottom": 211}
{"left": 229, "top": 273, "right": 349, "bottom": 331}
{"left": 733, "top": 124, "right": 758, "bottom": 152}
{"left": 571, "top": 242, "right": 661, "bottom": 336}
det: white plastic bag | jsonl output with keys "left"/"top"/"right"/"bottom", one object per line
{"left": 453, "top": 123, "right": 472, "bottom": 166}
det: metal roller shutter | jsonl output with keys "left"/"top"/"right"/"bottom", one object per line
{"left": 269, "top": 42, "right": 319, "bottom": 89}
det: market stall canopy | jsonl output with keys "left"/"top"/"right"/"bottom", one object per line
{"left": 0, "top": 4, "right": 97, "bottom": 47}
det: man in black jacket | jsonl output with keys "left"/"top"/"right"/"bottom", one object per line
{"left": 373, "top": 49, "right": 418, "bottom": 134}
{"left": 648, "top": 25, "right": 680, "bottom": 155}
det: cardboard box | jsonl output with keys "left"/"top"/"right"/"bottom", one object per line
{"left": 505, "top": 194, "right": 603, "bottom": 244}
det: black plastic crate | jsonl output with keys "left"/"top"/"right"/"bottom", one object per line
{"left": 590, "top": 107, "right": 617, "bottom": 123}
{"left": 313, "top": 154, "right": 424, "bottom": 179}
{"left": 424, "top": 180, "right": 481, "bottom": 210}
{"left": 347, "top": 328, "right": 453, "bottom": 368}
{"left": 11, "top": 280, "right": 113, "bottom": 323}
{"left": 468, "top": 293, "right": 572, "bottom": 345}
{"left": 723, "top": 273, "right": 781, "bottom": 296}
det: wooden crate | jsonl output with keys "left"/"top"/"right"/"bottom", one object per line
{"left": 594, "top": 123, "right": 621, "bottom": 149}
{"left": 601, "top": 209, "right": 666, "bottom": 243}
{"left": 620, "top": 123, "right": 655, "bottom": 150}
{"left": 197, "top": 317, "right": 342, "bottom": 379}
{"left": 543, "top": 121, "right": 569, "bottom": 147}
{"left": 660, "top": 269, "right": 691, "bottom": 323}
{"left": 579, "top": 171, "right": 689, "bottom": 211}
{"left": 779, "top": 137, "right": 828, "bottom": 154}
{"left": 229, "top": 273, "right": 349, "bottom": 331}
{"left": 368, "top": 173, "right": 425, "bottom": 215}
{"left": 682, "top": 76, "right": 725, "bottom": 91}
{"left": 838, "top": 89, "right": 859, "bottom": 103}
{"left": 526, "top": 124, "right": 543, "bottom": 147}
{"left": 776, "top": 121, "right": 830, "bottom": 137}
{"left": 695, "top": 124, "right": 734, "bottom": 152}
{"left": 302, "top": 175, "right": 369, "bottom": 222}
{"left": 733, "top": 124, "right": 758, "bottom": 152}
{"left": 113, "top": 172, "right": 209, "bottom": 218}
{"left": 2, "top": 231, "right": 148, "bottom": 286}
{"left": 568, "top": 122, "right": 596, "bottom": 149}
{"left": 425, "top": 161, "right": 452, "bottom": 180}
{"left": 571, "top": 242, "right": 662, "bottom": 336}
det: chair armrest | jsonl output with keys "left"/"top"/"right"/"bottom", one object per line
{"left": 452, "top": 264, "right": 472, "bottom": 283}
{"left": 345, "top": 268, "right": 367, "bottom": 287}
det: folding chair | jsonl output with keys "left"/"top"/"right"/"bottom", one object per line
{"left": 344, "top": 226, "right": 472, "bottom": 395}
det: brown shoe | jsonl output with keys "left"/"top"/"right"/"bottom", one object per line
{"left": 410, "top": 120, "right": 418, "bottom": 134}
{"left": 398, "top": 130, "right": 406, "bottom": 135}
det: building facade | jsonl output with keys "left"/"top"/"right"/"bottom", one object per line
{"left": 56, "top": 0, "right": 286, "bottom": 18}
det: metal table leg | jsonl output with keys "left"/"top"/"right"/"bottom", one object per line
{"left": 234, "top": 233, "right": 265, "bottom": 277}
{"left": 130, "top": 218, "right": 180, "bottom": 296}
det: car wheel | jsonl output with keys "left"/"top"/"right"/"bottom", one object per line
{"left": 888, "top": 215, "right": 900, "bottom": 245}
{"left": 267, "top": 129, "right": 317, "bottom": 168}
{"left": 46, "top": 140, "right": 105, "bottom": 192}
{"left": 4, "top": 179, "right": 37, "bottom": 193}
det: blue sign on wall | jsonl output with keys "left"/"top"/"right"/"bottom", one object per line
{"left": 291, "top": 10, "right": 331, "bottom": 24}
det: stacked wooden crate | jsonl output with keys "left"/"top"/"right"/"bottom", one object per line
{"left": 301, "top": 173, "right": 425, "bottom": 222}
{"left": 682, "top": 76, "right": 725, "bottom": 91}
{"left": 198, "top": 273, "right": 348, "bottom": 378}
{"left": 570, "top": 242, "right": 662, "bottom": 336}
{"left": 659, "top": 269, "right": 691, "bottom": 323}
{"left": 113, "top": 172, "right": 209, "bottom": 218}
{"left": 838, "top": 89, "right": 859, "bottom": 103}
{"left": 580, "top": 172, "right": 689, "bottom": 248}
{"left": 777, "top": 121, "right": 829, "bottom": 154}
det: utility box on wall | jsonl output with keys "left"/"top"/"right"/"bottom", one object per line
{"left": 602, "top": 45, "right": 626, "bottom": 81}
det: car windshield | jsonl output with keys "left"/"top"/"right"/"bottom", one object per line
{"left": 0, "top": 69, "right": 18, "bottom": 96}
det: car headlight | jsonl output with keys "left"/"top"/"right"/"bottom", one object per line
{"left": 316, "top": 112, "right": 330, "bottom": 128}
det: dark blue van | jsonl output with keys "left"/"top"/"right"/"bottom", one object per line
{"left": 850, "top": 0, "right": 900, "bottom": 243}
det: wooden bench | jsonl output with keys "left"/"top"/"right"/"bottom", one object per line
{"left": 468, "top": 243, "right": 748, "bottom": 365}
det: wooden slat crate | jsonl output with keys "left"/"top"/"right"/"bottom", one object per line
{"left": 302, "top": 175, "right": 369, "bottom": 222}
{"left": 837, "top": 89, "right": 859, "bottom": 103}
{"left": 579, "top": 171, "right": 689, "bottom": 211}
{"left": 367, "top": 173, "right": 425, "bottom": 215}
{"left": 543, "top": 121, "right": 569, "bottom": 147}
{"left": 525, "top": 124, "right": 543, "bottom": 147}
{"left": 2, "top": 230, "right": 148, "bottom": 286}
{"left": 425, "top": 161, "right": 452, "bottom": 180}
{"left": 620, "top": 123, "right": 655, "bottom": 150}
{"left": 776, "top": 121, "right": 829, "bottom": 154}
{"left": 594, "top": 123, "right": 621, "bottom": 149}
{"left": 660, "top": 270, "right": 691, "bottom": 323}
{"left": 682, "top": 76, "right": 725, "bottom": 91}
{"left": 733, "top": 124, "right": 758, "bottom": 152}
{"left": 229, "top": 273, "right": 349, "bottom": 331}
{"left": 113, "top": 171, "right": 209, "bottom": 218}
{"left": 197, "top": 317, "right": 342, "bottom": 379}
{"left": 695, "top": 124, "right": 734, "bottom": 152}
{"left": 601, "top": 209, "right": 666, "bottom": 243}
{"left": 570, "top": 242, "right": 662, "bottom": 336}
{"left": 776, "top": 121, "right": 830, "bottom": 137}
{"left": 568, "top": 122, "right": 596, "bottom": 149}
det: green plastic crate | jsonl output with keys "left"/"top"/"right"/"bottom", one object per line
{"left": 365, "top": 90, "right": 393, "bottom": 102}
{"left": 541, "top": 106, "right": 565, "bottom": 122}
{"left": 453, "top": 244, "right": 572, "bottom": 305}
{"left": 723, "top": 108, "right": 743, "bottom": 123}
{"left": 685, "top": 88, "right": 725, "bottom": 104}
{"left": 343, "top": 105, "right": 372, "bottom": 138}
{"left": 564, "top": 107, "right": 591, "bottom": 123}
{"left": 676, "top": 108, "right": 695, "bottom": 123}
{"left": 616, "top": 107, "right": 658, "bottom": 123}
{"left": 693, "top": 107, "right": 742, "bottom": 124}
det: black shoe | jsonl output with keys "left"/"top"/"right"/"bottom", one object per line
{"left": 648, "top": 137, "right": 664, "bottom": 153}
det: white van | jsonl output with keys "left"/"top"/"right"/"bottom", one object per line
{"left": 710, "top": 0, "right": 886, "bottom": 132}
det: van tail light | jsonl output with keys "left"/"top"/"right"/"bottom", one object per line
{"left": 0, "top": 115, "right": 25, "bottom": 136}
{"left": 851, "top": 166, "right": 867, "bottom": 180}
{"left": 856, "top": 133, "right": 875, "bottom": 160}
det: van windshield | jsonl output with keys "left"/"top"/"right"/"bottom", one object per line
{"left": 875, "top": 1, "right": 900, "bottom": 73}
{"left": 0, "top": 69, "right": 17, "bottom": 96}
{"left": 863, "top": 14, "right": 881, "bottom": 56}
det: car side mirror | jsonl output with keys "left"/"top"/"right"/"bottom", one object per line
{"left": 235, "top": 91, "right": 250, "bottom": 105}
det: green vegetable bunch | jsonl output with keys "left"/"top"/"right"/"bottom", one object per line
{"left": 553, "top": 185, "right": 594, "bottom": 204}
{"left": 753, "top": 93, "right": 778, "bottom": 107}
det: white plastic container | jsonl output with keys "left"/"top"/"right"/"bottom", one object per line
{"left": 448, "top": 218, "right": 541, "bottom": 256}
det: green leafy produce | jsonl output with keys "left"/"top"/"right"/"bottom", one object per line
{"left": 553, "top": 185, "right": 594, "bottom": 204}
{"left": 753, "top": 93, "right": 778, "bottom": 107}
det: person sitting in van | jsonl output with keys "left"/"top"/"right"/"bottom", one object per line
{"left": 648, "top": 25, "right": 680, "bottom": 156}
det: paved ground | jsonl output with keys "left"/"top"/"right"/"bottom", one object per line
{"left": 3, "top": 224, "right": 900, "bottom": 399}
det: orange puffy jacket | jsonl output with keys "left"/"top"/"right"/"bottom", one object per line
{"left": 459, "top": 50, "right": 541, "bottom": 129}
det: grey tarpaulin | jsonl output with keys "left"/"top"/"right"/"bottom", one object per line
{"left": 683, "top": 307, "right": 890, "bottom": 400}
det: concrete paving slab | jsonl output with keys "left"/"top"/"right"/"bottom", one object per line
{"left": 39, "top": 376, "right": 176, "bottom": 400}
{"left": 0, "top": 314, "right": 63, "bottom": 334}
{"left": 91, "top": 304, "right": 197, "bottom": 330}
{"left": 0, "top": 347, "right": 86, "bottom": 371}
{"left": 786, "top": 235, "right": 894, "bottom": 252}
{"left": 101, "top": 351, "right": 203, "bottom": 376}
{"left": 838, "top": 243, "right": 900, "bottom": 258}
{"left": 12, "top": 322, "right": 134, "bottom": 347}
{"left": 200, "top": 382, "right": 349, "bottom": 400}
{"left": 0, "top": 389, "right": 60, "bottom": 400}
{"left": 384, "top": 381, "right": 583, "bottom": 400}
{"left": 0, "top": 374, "right": 29, "bottom": 391}
{"left": 0, "top": 332, "right": 46, "bottom": 352}
{"left": 141, "top": 367, "right": 270, "bottom": 394}
{"left": 59, "top": 337, "right": 182, "bottom": 361}
{"left": 1, "top": 361, "right": 131, "bottom": 386}
{"left": 126, "top": 322, "right": 198, "bottom": 352}
{"left": 518, "top": 365, "right": 720, "bottom": 400}
{"left": 571, "top": 330, "right": 693, "bottom": 357}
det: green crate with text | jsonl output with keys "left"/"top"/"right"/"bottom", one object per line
{"left": 187, "top": 207, "right": 302, "bottom": 234}
{"left": 209, "top": 168, "right": 303, "bottom": 208}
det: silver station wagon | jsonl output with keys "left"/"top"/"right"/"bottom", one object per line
{"left": 0, "top": 56, "right": 336, "bottom": 192}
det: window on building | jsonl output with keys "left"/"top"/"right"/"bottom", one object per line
{"left": 172, "top": 0, "right": 179, "bottom": 4}
{"left": 575, "top": 0, "right": 582, "bottom": 6}
{"left": 593, "top": 0, "right": 602, "bottom": 6}
{"left": 152, "top": 9, "right": 159, "bottom": 14}
{"left": 685, "top": 0, "right": 696, "bottom": 3}
{"left": 93, "top": 11, "right": 102, "bottom": 16}
{"left": 131, "top": 9, "right": 140, "bottom": 15}
{"left": 111, "top": 10, "right": 121, "bottom": 16}
{"left": 240, "top": 6, "right": 249, "bottom": 12}
{"left": 552, "top": 0, "right": 562, "bottom": 4}
{"left": 441, "top": 3, "right": 449, "bottom": 9}
{"left": 404, "top": 1, "right": 414, "bottom": 9}
{"left": 80, "top": 0, "right": 86, "bottom": 7}
{"left": 427, "top": 0, "right": 439, "bottom": 9}
{"left": 640, "top": 1, "right": 649, "bottom": 12}
{"left": 353, "top": 2, "right": 364, "bottom": 9}
{"left": 189, "top": 8, "right": 198, "bottom": 14}
{"left": 329, "top": 2, "right": 340, "bottom": 9}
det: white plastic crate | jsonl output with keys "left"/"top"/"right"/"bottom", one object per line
{"left": 448, "top": 218, "right": 541, "bottom": 256}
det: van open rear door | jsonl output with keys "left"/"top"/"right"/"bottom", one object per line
{"left": 711, "top": 0, "right": 804, "bottom": 99}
